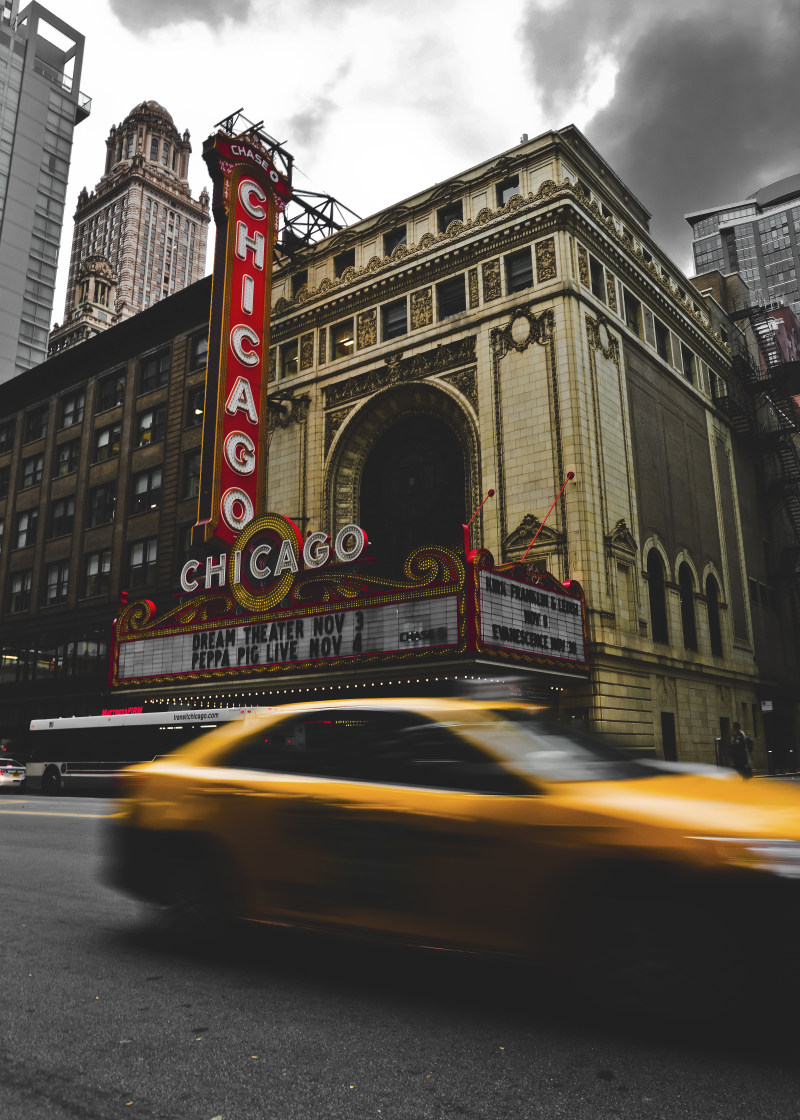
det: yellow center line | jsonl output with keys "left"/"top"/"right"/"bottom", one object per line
{"left": 0, "top": 809, "right": 116, "bottom": 818}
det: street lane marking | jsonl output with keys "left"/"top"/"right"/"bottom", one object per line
{"left": 0, "top": 809, "right": 115, "bottom": 818}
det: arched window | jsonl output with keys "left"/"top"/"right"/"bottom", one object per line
{"left": 706, "top": 575, "right": 723, "bottom": 655}
{"left": 646, "top": 549, "right": 669, "bottom": 644}
{"left": 678, "top": 563, "right": 697, "bottom": 650}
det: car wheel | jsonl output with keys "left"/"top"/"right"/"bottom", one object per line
{"left": 41, "top": 768, "right": 61, "bottom": 796}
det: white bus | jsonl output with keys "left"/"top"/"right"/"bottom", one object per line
{"left": 25, "top": 708, "right": 256, "bottom": 794}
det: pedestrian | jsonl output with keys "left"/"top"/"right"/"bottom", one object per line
{"left": 729, "top": 722, "right": 753, "bottom": 778}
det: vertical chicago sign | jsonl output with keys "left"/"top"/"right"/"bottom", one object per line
{"left": 192, "top": 131, "right": 291, "bottom": 548}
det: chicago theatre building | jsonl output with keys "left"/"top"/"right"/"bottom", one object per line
{"left": 0, "top": 123, "right": 797, "bottom": 767}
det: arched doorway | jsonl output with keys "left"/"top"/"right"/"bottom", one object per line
{"left": 360, "top": 415, "right": 466, "bottom": 573}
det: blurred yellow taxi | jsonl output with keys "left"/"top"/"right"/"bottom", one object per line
{"left": 107, "top": 698, "right": 800, "bottom": 1004}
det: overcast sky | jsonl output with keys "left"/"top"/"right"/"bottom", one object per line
{"left": 50, "top": 0, "right": 800, "bottom": 326}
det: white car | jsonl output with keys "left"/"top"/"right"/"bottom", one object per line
{"left": 0, "top": 758, "right": 26, "bottom": 790}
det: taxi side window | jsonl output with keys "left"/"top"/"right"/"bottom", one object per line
{"left": 222, "top": 710, "right": 527, "bottom": 795}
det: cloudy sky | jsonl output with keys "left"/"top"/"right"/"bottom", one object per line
{"left": 50, "top": 0, "right": 800, "bottom": 325}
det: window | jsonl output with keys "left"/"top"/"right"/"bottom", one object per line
{"left": 182, "top": 451, "right": 201, "bottom": 498}
{"left": 12, "top": 503, "right": 38, "bottom": 550}
{"left": 505, "top": 249, "right": 533, "bottom": 293}
{"left": 83, "top": 550, "right": 111, "bottom": 597}
{"left": 589, "top": 256, "right": 605, "bottom": 301}
{"left": 186, "top": 385, "right": 204, "bottom": 427}
{"left": 93, "top": 422, "right": 121, "bottom": 462}
{"left": 53, "top": 440, "right": 79, "bottom": 477}
{"left": 280, "top": 341, "right": 298, "bottom": 379}
{"left": 624, "top": 290, "right": 642, "bottom": 337}
{"left": 331, "top": 320, "right": 355, "bottom": 361}
{"left": 437, "top": 200, "right": 463, "bottom": 232}
{"left": 706, "top": 575, "right": 723, "bottom": 656}
{"left": 333, "top": 248, "right": 355, "bottom": 277}
{"left": 21, "top": 453, "right": 44, "bottom": 488}
{"left": 59, "top": 390, "right": 85, "bottom": 429}
{"left": 161, "top": 140, "right": 170, "bottom": 166}
{"left": 0, "top": 419, "right": 14, "bottom": 454}
{"left": 383, "top": 226, "right": 407, "bottom": 256}
{"left": 189, "top": 333, "right": 208, "bottom": 371}
{"left": 136, "top": 404, "right": 167, "bottom": 446}
{"left": 0, "top": 465, "right": 9, "bottom": 498}
{"left": 9, "top": 570, "right": 32, "bottom": 613}
{"left": 647, "top": 549, "right": 669, "bottom": 644}
{"left": 437, "top": 275, "right": 466, "bottom": 319}
{"left": 129, "top": 537, "right": 158, "bottom": 588}
{"left": 654, "top": 319, "right": 671, "bottom": 362}
{"left": 139, "top": 349, "right": 170, "bottom": 393}
{"left": 131, "top": 467, "right": 162, "bottom": 513}
{"left": 291, "top": 270, "right": 308, "bottom": 297}
{"left": 681, "top": 344, "right": 696, "bottom": 385}
{"left": 381, "top": 298, "right": 407, "bottom": 340}
{"left": 96, "top": 370, "right": 125, "bottom": 412}
{"left": 44, "top": 560, "right": 70, "bottom": 605}
{"left": 149, "top": 137, "right": 158, "bottom": 161}
{"left": 678, "top": 563, "right": 697, "bottom": 651}
{"left": 48, "top": 496, "right": 75, "bottom": 539}
{"left": 24, "top": 405, "right": 48, "bottom": 442}
{"left": 496, "top": 177, "right": 520, "bottom": 207}
{"left": 88, "top": 482, "right": 116, "bottom": 527}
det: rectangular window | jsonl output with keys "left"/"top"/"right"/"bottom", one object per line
{"left": 496, "top": 177, "right": 520, "bottom": 206}
{"left": 505, "top": 249, "right": 533, "bottom": 293}
{"left": 24, "top": 405, "right": 48, "bottom": 443}
{"left": 59, "top": 390, "right": 85, "bottom": 429}
{"left": 93, "top": 422, "right": 121, "bottom": 462}
{"left": 333, "top": 249, "right": 355, "bottom": 278}
{"left": 189, "top": 333, "right": 208, "bottom": 371}
{"left": 21, "top": 453, "right": 44, "bottom": 488}
{"left": 624, "top": 290, "right": 643, "bottom": 337}
{"left": 291, "top": 270, "right": 308, "bottom": 297}
{"left": 331, "top": 320, "right": 355, "bottom": 361}
{"left": 681, "top": 344, "right": 696, "bottom": 385}
{"left": 437, "top": 275, "right": 466, "bottom": 319}
{"left": 654, "top": 318, "right": 671, "bottom": 362}
{"left": 149, "top": 138, "right": 158, "bottom": 161}
{"left": 44, "top": 560, "right": 70, "bottom": 605}
{"left": 0, "top": 465, "right": 9, "bottom": 498}
{"left": 9, "top": 570, "right": 32, "bottom": 613}
{"left": 383, "top": 226, "right": 407, "bottom": 256}
{"left": 0, "top": 419, "right": 15, "bottom": 454}
{"left": 182, "top": 451, "right": 201, "bottom": 498}
{"left": 280, "top": 341, "right": 298, "bottom": 378}
{"left": 381, "top": 298, "right": 407, "bottom": 340}
{"left": 129, "top": 537, "right": 158, "bottom": 588}
{"left": 14, "top": 509, "right": 38, "bottom": 549}
{"left": 49, "top": 496, "right": 75, "bottom": 539}
{"left": 83, "top": 550, "right": 111, "bottom": 597}
{"left": 136, "top": 404, "right": 167, "bottom": 446}
{"left": 88, "top": 482, "right": 116, "bottom": 527}
{"left": 96, "top": 370, "right": 125, "bottom": 412}
{"left": 186, "top": 385, "right": 204, "bottom": 427}
{"left": 132, "top": 467, "right": 162, "bottom": 513}
{"left": 590, "top": 256, "right": 605, "bottom": 301}
{"left": 437, "top": 200, "right": 463, "bottom": 233}
{"left": 139, "top": 348, "right": 171, "bottom": 393}
{"left": 53, "top": 440, "right": 80, "bottom": 478}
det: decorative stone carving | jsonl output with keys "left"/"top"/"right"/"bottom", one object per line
{"left": 475, "top": 207, "right": 494, "bottom": 224}
{"left": 535, "top": 237, "right": 556, "bottom": 282}
{"left": 324, "top": 337, "right": 476, "bottom": 409}
{"left": 577, "top": 244, "right": 589, "bottom": 287}
{"left": 505, "top": 193, "right": 525, "bottom": 211}
{"left": 605, "top": 271, "right": 618, "bottom": 313}
{"left": 604, "top": 517, "right": 638, "bottom": 560}
{"left": 366, "top": 255, "right": 382, "bottom": 272}
{"left": 318, "top": 328, "right": 327, "bottom": 365}
{"left": 267, "top": 392, "right": 311, "bottom": 431}
{"left": 410, "top": 287, "right": 433, "bottom": 329}
{"left": 300, "top": 332, "right": 314, "bottom": 370}
{"left": 444, "top": 220, "right": 465, "bottom": 237}
{"left": 390, "top": 242, "right": 409, "bottom": 262}
{"left": 273, "top": 296, "right": 290, "bottom": 314}
{"left": 586, "top": 313, "right": 620, "bottom": 368}
{"left": 468, "top": 268, "right": 479, "bottom": 309}
{"left": 440, "top": 367, "right": 478, "bottom": 411}
{"left": 417, "top": 232, "right": 437, "bottom": 251}
{"left": 268, "top": 347, "right": 276, "bottom": 384}
{"left": 503, "top": 513, "right": 564, "bottom": 558}
{"left": 357, "top": 308, "right": 377, "bottom": 349}
{"left": 491, "top": 306, "right": 553, "bottom": 357}
{"left": 324, "top": 404, "right": 354, "bottom": 453}
{"left": 482, "top": 259, "right": 501, "bottom": 302}
{"left": 339, "top": 265, "right": 357, "bottom": 284}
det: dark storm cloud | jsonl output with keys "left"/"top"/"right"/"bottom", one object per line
{"left": 286, "top": 63, "right": 352, "bottom": 149}
{"left": 108, "top": 0, "right": 253, "bottom": 31}
{"left": 523, "top": 0, "right": 800, "bottom": 268}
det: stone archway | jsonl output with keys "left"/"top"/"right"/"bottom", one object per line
{"left": 325, "top": 383, "right": 480, "bottom": 571}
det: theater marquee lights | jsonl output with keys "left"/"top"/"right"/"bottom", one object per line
{"left": 192, "top": 131, "right": 291, "bottom": 549}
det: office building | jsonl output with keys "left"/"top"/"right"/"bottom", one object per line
{"left": 0, "top": 1, "right": 88, "bottom": 383}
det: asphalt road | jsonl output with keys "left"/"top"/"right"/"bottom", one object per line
{"left": 2, "top": 793, "right": 799, "bottom": 1120}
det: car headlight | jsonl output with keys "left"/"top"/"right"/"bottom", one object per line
{"left": 690, "top": 836, "right": 800, "bottom": 878}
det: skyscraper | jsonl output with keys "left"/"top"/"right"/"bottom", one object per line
{"left": 686, "top": 174, "right": 800, "bottom": 317}
{"left": 49, "top": 100, "right": 209, "bottom": 355}
{"left": 0, "top": 1, "right": 88, "bottom": 384}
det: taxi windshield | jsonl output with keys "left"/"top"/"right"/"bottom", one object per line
{"left": 478, "top": 708, "right": 670, "bottom": 783}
